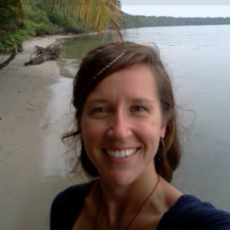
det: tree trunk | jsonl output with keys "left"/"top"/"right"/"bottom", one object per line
{"left": 0, "top": 48, "right": 17, "bottom": 70}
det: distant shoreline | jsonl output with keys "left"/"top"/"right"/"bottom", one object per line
{"left": 123, "top": 12, "right": 230, "bottom": 28}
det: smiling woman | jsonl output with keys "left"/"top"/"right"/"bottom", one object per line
{"left": 50, "top": 42, "right": 230, "bottom": 230}
{"left": 80, "top": 64, "right": 167, "bottom": 187}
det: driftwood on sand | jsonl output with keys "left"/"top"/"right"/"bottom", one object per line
{"left": 24, "top": 43, "right": 63, "bottom": 66}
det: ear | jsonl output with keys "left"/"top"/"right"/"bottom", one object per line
{"left": 160, "top": 127, "right": 166, "bottom": 138}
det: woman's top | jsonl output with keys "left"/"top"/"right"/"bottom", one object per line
{"left": 50, "top": 181, "right": 230, "bottom": 230}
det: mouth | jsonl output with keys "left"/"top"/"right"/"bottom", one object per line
{"left": 103, "top": 148, "right": 138, "bottom": 159}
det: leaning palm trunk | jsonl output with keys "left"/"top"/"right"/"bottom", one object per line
{"left": 0, "top": 49, "right": 17, "bottom": 70}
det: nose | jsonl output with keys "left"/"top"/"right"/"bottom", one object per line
{"left": 107, "top": 110, "right": 132, "bottom": 140}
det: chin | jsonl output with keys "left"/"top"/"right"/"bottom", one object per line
{"left": 101, "top": 171, "right": 139, "bottom": 187}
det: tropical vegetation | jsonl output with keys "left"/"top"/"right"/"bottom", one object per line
{"left": 0, "top": 0, "right": 123, "bottom": 69}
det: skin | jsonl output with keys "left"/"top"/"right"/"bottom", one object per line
{"left": 73, "top": 64, "right": 182, "bottom": 230}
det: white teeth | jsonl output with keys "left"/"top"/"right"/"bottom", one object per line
{"left": 105, "top": 149, "right": 136, "bottom": 158}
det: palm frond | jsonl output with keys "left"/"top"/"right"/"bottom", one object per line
{"left": 21, "top": 0, "right": 124, "bottom": 40}
{"left": 77, "top": 0, "right": 124, "bottom": 41}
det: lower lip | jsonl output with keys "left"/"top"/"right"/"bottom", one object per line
{"left": 103, "top": 149, "right": 139, "bottom": 162}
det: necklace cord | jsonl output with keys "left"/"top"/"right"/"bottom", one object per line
{"left": 94, "top": 174, "right": 160, "bottom": 230}
{"left": 93, "top": 187, "right": 102, "bottom": 230}
{"left": 125, "top": 174, "right": 160, "bottom": 230}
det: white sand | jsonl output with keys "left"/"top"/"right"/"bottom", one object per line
{"left": 0, "top": 36, "right": 87, "bottom": 230}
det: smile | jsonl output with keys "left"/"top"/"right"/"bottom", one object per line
{"left": 104, "top": 148, "right": 137, "bottom": 158}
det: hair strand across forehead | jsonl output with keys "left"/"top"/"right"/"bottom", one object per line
{"left": 93, "top": 52, "right": 125, "bottom": 80}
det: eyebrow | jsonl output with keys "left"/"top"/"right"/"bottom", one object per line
{"left": 86, "top": 99, "right": 108, "bottom": 104}
{"left": 131, "top": 98, "right": 155, "bottom": 103}
{"left": 86, "top": 98, "right": 155, "bottom": 104}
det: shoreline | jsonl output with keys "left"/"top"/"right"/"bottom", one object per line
{"left": 0, "top": 35, "right": 87, "bottom": 230}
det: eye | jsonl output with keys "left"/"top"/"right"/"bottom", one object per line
{"left": 91, "top": 107, "right": 109, "bottom": 113}
{"left": 93, "top": 107, "right": 107, "bottom": 113}
{"left": 131, "top": 105, "right": 147, "bottom": 112}
{"left": 90, "top": 106, "right": 111, "bottom": 118}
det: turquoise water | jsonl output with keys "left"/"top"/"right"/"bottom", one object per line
{"left": 57, "top": 25, "right": 230, "bottom": 211}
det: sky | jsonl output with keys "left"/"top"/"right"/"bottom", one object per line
{"left": 121, "top": 0, "right": 230, "bottom": 18}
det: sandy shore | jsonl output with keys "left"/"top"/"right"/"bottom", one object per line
{"left": 0, "top": 36, "right": 87, "bottom": 230}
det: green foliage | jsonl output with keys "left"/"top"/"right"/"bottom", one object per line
{"left": 25, "top": 1, "right": 80, "bottom": 32}
{"left": 0, "top": 0, "right": 20, "bottom": 24}
{"left": 48, "top": 12, "right": 80, "bottom": 31}
{"left": 26, "top": 5, "right": 50, "bottom": 24}
{"left": 0, "top": 1, "right": 57, "bottom": 52}
{"left": 0, "top": 0, "right": 29, "bottom": 51}
{"left": 0, "top": 19, "right": 35, "bottom": 51}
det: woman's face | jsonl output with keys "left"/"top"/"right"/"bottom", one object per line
{"left": 81, "top": 64, "right": 166, "bottom": 186}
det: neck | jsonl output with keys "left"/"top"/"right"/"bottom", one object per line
{"left": 99, "top": 163, "right": 159, "bottom": 202}
{"left": 97, "top": 173, "right": 160, "bottom": 227}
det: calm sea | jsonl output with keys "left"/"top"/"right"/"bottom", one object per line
{"left": 58, "top": 25, "right": 230, "bottom": 211}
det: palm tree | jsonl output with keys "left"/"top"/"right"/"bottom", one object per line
{"left": 24, "top": 0, "right": 124, "bottom": 40}
{"left": 0, "top": 0, "right": 124, "bottom": 69}
{"left": 76, "top": 0, "right": 123, "bottom": 40}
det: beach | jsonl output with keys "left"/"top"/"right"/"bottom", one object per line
{"left": 0, "top": 36, "right": 87, "bottom": 230}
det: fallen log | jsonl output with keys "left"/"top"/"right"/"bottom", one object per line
{"left": 24, "top": 56, "right": 44, "bottom": 66}
{"left": 25, "top": 43, "right": 63, "bottom": 66}
{"left": 24, "top": 54, "right": 55, "bottom": 66}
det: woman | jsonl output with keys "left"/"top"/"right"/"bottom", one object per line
{"left": 51, "top": 42, "right": 230, "bottom": 230}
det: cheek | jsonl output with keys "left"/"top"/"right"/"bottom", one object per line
{"left": 139, "top": 119, "right": 163, "bottom": 147}
{"left": 81, "top": 119, "right": 104, "bottom": 149}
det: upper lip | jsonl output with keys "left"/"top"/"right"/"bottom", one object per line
{"left": 103, "top": 147, "right": 139, "bottom": 150}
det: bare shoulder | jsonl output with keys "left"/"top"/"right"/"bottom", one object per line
{"left": 155, "top": 177, "right": 183, "bottom": 212}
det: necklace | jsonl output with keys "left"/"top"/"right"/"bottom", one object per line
{"left": 93, "top": 174, "right": 160, "bottom": 230}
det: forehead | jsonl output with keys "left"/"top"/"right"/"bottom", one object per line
{"left": 85, "top": 64, "right": 159, "bottom": 102}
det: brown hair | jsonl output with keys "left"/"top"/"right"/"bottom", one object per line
{"left": 62, "top": 41, "right": 181, "bottom": 182}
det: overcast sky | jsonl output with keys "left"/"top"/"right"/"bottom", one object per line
{"left": 121, "top": 0, "right": 230, "bottom": 18}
